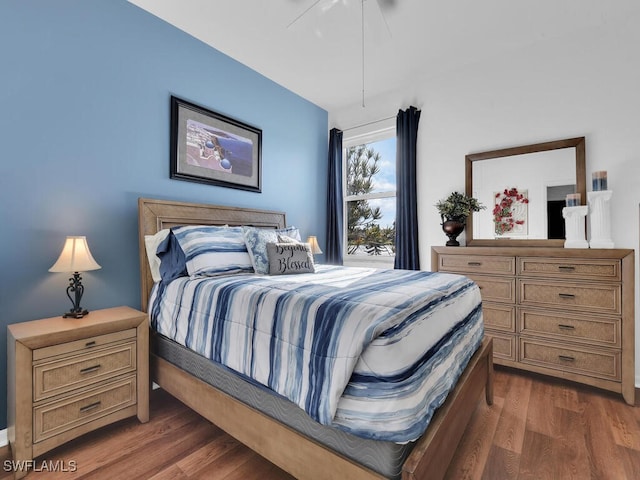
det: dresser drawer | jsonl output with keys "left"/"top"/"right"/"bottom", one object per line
{"left": 468, "top": 275, "right": 516, "bottom": 303}
{"left": 518, "top": 257, "right": 621, "bottom": 281}
{"left": 33, "top": 341, "right": 137, "bottom": 402}
{"left": 519, "top": 309, "right": 620, "bottom": 348}
{"left": 485, "top": 331, "right": 516, "bottom": 361}
{"left": 519, "top": 339, "right": 620, "bottom": 381}
{"left": 33, "top": 329, "right": 137, "bottom": 361}
{"left": 483, "top": 303, "right": 515, "bottom": 332}
{"left": 437, "top": 255, "right": 515, "bottom": 276}
{"left": 518, "top": 280, "right": 621, "bottom": 314}
{"left": 33, "top": 375, "right": 137, "bottom": 443}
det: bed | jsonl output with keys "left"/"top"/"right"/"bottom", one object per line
{"left": 138, "top": 197, "right": 493, "bottom": 480}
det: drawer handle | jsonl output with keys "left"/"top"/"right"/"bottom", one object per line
{"left": 558, "top": 293, "right": 576, "bottom": 299}
{"left": 558, "top": 266, "right": 576, "bottom": 271}
{"left": 467, "top": 262, "right": 482, "bottom": 266}
{"left": 558, "top": 355, "right": 575, "bottom": 362}
{"left": 558, "top": 324, "right": 575, "bottom": 330}
{"left": 85, "top": 341, "right": 96, "bottom": 348}
{"left": 79, "top": 401, "right": 102, "bottom": 413}
{"left": 79, "top": 364, "right": 102, "bottom": 375}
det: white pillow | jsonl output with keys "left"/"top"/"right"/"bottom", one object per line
{"left": 144, "top": 229, "right": 170, "bottom": 283}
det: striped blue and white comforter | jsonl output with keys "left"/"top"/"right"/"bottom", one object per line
{"left": 150, "top": 265, "right": 483, "bottom": 443}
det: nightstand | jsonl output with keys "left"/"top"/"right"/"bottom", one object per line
{"left": 7, "top": 306, "right": 149, "bottom": 479}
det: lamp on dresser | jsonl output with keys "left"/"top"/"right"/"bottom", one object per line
{"left": 49, "top": 235, "right": 101, "bottom": 318}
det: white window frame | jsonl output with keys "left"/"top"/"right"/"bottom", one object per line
{"left": 342, "top": 121, "right": 396, "bottom": 268}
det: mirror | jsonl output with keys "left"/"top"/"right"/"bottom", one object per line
{"left": 465, "top": 137, "right": 586, "bottom": 247}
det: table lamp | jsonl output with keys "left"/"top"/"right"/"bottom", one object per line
{"left": 306, "top": 236, "right": 323, "bottom": 255}
{"left": 49, "top": 236, "right": 101, "bottom": 318}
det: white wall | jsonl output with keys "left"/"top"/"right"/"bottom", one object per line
{"left": 331, "top": 13, "right": 640, "bottom": 386}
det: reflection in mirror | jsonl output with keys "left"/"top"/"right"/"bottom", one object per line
{"left": 472, "top": 149, "right": 576, "bottom": 239}
{"left": 465, "top": 137, "right": 586, "bottom": 247}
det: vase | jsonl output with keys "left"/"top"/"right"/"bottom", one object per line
{"left": 442, "top": 217, "right": 466, "bottom": 247}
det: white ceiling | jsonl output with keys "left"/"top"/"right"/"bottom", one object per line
{"left": 129, "top": 0, "right": 640, "bottom": 114}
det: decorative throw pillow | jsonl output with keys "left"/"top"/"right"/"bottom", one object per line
{"left": 277, "top": 234, "right": 301, "bottom": 243}
{"left": 267, "top": 242, "right": 316, "bottom": 275}
{"left": 242, "top": 226, "right": 301, "bottom": 274}
{"left": 172, "top": 225, "right": 254, "bottom": 277}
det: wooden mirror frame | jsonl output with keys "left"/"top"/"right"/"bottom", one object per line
{"left": 465, "top": 137, "right": 586, "bottom": 247}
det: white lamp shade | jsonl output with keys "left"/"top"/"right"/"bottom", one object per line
{"left": 49, "top": 236, "right": 101, "bottom": 273}
{"left": 306, "top": 235, "right": 323, "bottom": 255}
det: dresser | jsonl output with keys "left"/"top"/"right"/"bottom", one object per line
{"left": 432, "top": 247, "right": 635, "bottom": 405}
{"left": 7, "top": 306, "right": 149, "bottom": 479}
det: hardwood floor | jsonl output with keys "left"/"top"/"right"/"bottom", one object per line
{"left": 5, "top": 367, "right": 639, "bottom": 479}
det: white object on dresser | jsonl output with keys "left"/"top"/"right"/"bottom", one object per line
{"left": 432, "top": 246, "right": 635, "bottom": 406}
{"left": 7, "top": 306, "right": 149, "bottom": 479}
{"left": 588, "top": 190, "right": 614, "bottom": 249}
{"left": 562, "top": 205, "right": 589, "bottom": 249}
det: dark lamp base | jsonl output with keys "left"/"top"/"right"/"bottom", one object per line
{"left": 61, "top": 272, "right": 90, "bottom": 319}
{"left": 63, "top": 309, "right": 89, "bottom": 319}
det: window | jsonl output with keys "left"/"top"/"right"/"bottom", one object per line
{"left": 343, "top": 125, "right": 396, "bottom": 267}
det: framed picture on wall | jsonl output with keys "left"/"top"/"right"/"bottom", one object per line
{"left": 170, "top": 96, "right": 262, "bottom": 192}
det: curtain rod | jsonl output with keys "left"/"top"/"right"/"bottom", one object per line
{"left": 341, "top": 114, "right": 396, "bottom": 132}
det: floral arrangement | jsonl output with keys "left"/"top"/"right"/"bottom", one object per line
{"left": 493, "top": 187, "right": 529, "bottom": 235}
{"left": 435, "top": 191, "right": 485, "bottom": 221}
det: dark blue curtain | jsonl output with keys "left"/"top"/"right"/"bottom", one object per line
{"left": 394, "top": 106, "right": 421, "bottom": 270}
{"left": 325, "top": 128, "right": 344, "bottom": 265}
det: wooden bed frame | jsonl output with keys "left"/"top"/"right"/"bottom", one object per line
{"left": 138, "top": 197, "right": 494, "bottom": 480}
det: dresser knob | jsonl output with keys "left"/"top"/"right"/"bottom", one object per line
{"left": 558, "top": 355, "right": 575, "bottom": 362}
{"left": 558, "top": 324, "right": 575, "bottom": 330}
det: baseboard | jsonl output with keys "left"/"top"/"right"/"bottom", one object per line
{"left": 0, "top": 429, "right": 6, "bottom": 448}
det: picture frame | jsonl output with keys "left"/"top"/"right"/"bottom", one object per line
{"left": 170, "top": 96, "right": 262, "bottom": 192}
{"left": 493, "top": 187, "right": 529, "bottom": 237}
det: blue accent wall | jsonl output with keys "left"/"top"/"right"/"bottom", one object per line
{"left": 0, "top": 0, "right": 328, "bottom": 429}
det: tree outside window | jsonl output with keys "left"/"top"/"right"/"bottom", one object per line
{"left": 344, "top": 135, "right": 396, "bottom": 265}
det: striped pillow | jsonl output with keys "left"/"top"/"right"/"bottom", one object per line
{"left": 172, "top": 225, "right": 254, "bottom": 276}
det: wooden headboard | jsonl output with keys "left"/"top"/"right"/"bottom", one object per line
{"left": 138, "top": 197, "right": 287, "bottom": 312}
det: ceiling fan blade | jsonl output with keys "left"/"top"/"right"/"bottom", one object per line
{"left": 287, "top": 0, "right": 343, "bottom": 29}
{"left": 287, "top": 0, "right": 323, "bottom": 28}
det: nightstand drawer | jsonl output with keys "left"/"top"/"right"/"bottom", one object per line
{"left": 518, "top": 280, "right": 621, "bottom": 314}
{"left": 438, "top": 255, "right": 515, "bottom": 275}
{"left": 519, "top": 309, "right": 620, "bottom": 348}
{"left": 34, "top": 375, "right": 137, "bottom": 443}
{"left": 467, "top": 275, "right": 516, "bottom": 303}
{"left": 518, "top": 257, "right": 621, "bottom": 281}
{"left": 33, "top": 341, "right": 137, "bottom": 402}
{"left": 33, "top": 329, "right": 136, "bottom": 361}
{"left": 519, "top": 339, "right": 620, "bottom": 381}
